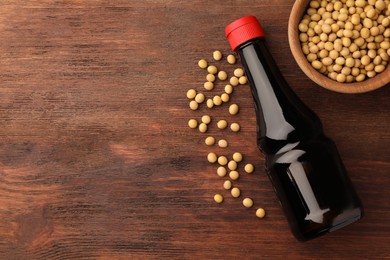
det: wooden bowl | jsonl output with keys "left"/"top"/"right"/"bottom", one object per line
{"left": 288, "top": 0, "right": 390, "bottom": 94}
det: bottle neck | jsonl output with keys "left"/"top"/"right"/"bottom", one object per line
{"left": 237, "top": 38, "right": 323, "bottom": 152}
{"left": 237, "top": 38, "right": 295, "bottom": 141}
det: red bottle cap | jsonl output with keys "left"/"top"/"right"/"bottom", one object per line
{"left": 225, "top": 16, "right": 265, "bottom": 51}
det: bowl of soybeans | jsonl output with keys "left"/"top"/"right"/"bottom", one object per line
{"left": 288, "top": 0, "right": 390, "bottom": 93}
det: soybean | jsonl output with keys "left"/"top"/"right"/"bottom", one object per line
{"left": 217, "top": 166, "right": 227, "bottom": 177}
{"left": 218, "top": 139, "right": 228, "bottom": 148}
{"left": 204, "top": 81, "right": 214, "bottom": 91}
{"left": 229, "top": 170, "right": 240, "bottom": 180}
{"left": 243, "top": 198, "right": 254, "bottom": 208}
{"left": 186, "top": 89, "right": 196, "bottom": 99}
{"left": 256, "top": 208, "right": 266, "bottom": 218}
{"left": 207, "top": 65, "right": 218, "bottom": 74}
{"left": 227, "top": 54, "right": 236, "bottom": 64}
{"left": 198, "top": 59, "right": 208, "bottom": 69}
{"left": 231, "top": 187, "right": 241, "bottom": 198}
{"left": 217, "top": 120, "right": 228, "bottom": 129}
{"left": 207, "top": 152, "right": 217, "bottom": 163}
{"left": 223, "top": 180, "right": 232, "bottom": 190}
{"left": 228, "top": 160, "right": 238, "bottom": 171}
{"left": 198, "top": 123, "right": 208, "bottom": 133}
{"left": 205, "top": 136, "right": 215, "bottom": 146}
{"left": 218, "top": 71, "right": 228, "bottom": 81}
{"left": 229, "top": 104, "right": 239, "bottom": 115}
{"left": 230, "top": 123, "right": 241, "bottom": 132}
{"left": 218, "top": 156, "right": 228, "bottom": 166}
{"left": 244, "top": 163, "right": 254, "bottom": 173}
{"left": 232, "top": 152, "right": 243, "bottom": 162}
{"left": 213, "top": 50, "right": 222, "bottom": 61}
{"left": 214, "top": 194, "right": 224, "bottom": 203}
{"left": 188, "top": 119, "right": 198, "bottom": 129}
{"left": 201, "top": 115, "right": 211, "bottom": 124}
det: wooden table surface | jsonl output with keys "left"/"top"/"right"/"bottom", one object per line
{"left": 0, "top": 1, "right": 389, "bottom": 259}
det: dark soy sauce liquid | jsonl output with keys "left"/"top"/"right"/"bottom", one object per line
{"left": 237, "top": 38, "right": 363, "bottom": 241}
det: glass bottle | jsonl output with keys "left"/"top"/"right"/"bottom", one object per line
{"left": 225, "top": 16, "right": 363, "bottom": 241}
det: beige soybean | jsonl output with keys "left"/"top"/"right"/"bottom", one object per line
{"left": 206, "top": 73, "right": 215, "bottom": 82}
{"left": 218, "top": 139, "right": 228, "bottom": 148}
{"left": 195, "top": 93, "right": 205, "bottom": 103}
{"left": 382, "top": 18, "right": 390, "bottom": 27}
{"left": 351, "top": 14, "right": 361, "bottom": 25}
{"left": 218, "top": 70, "right": 228, "bottom": 80}
{"left": 198, "top": 123, "right": 208, "bottom": 133}
{"left": 375, "top": 65, "right": 386, "bottom": 73}
{"left": 198, "top": 59, "right": 208, "bottom": 69}
{"left": 204, "top": 81, "right": 214, "bottom": 91}
{"left": 243, "top": 198, "right": 254, "bottom": 208}
{"left": 380, "top": 41, "right": 390, "bottom": 50}
{"left": 256, "top": 208, "right": 266, "bottom": 218}
{"left": 318, "top": 49, "right": 329, "bottom": 59}
{"left": 239, "top": 76, "right": 248, "bottom": 85}
{"left": 230, "top": 123, "right": 241, "bottom": 132}
{"left": 213, "top": 95, "right": 222, "bottom": 106}
{"left": 214, "top": 194, "right": 224, "bottom": 204}
{"left": 374, "top": 56, "right": 382, "bottom": 65}
{"left": 188, "top": 119, "right": 198, "bottom": 129}
{"left": 234, "top": 68, "right": 245, "bottom": 77}
{"left": 229, "top": 170, "right": 240, "bottom": 180}
{"left": 231, "top": 187, "right": 241, "bottom": 198}
{"left": 335, "top": 73, "right": 346, "bottom": 82}
{"left": 218, "top": 155, "right": 228, "bottom": 166}
{"left": 217, "top": 120, "right": 228, "bottom": 129}
{"left": 217, "top": 166, "right": 227, "bottom": 177}
{"left": 302, "top": 44, "right": 310, "bottom": 55}
{"left": 365, "top": 63, "right": 375, "bottom": 72}
{"left": 230, "top": 76, "right": 239, "bottom": 86}
{"left": 224, "top": 84, "right": 233, "bottom": 94}
{"left": 207, "top": 65, "right": 218, "bottom": 75}
{"left": 335, "top": 57, "right": 345, "bottom": 65}
{"left": 223, "top": 180, "right": 232, "bottom": 190}
{"left": 186, "top": 89, "right": 196, "bottom": 99}
{"left": 228, "top": 160, "right": 238, "bottom": 171}
{"left": 221, "top": 93, "right": 230, "bottom": 103}
{"left": 341, "top": 67, "right": 351, "bottom": 75}
{"left": 189, "top": 100, "right": 198, "bottom": 110}
{"left": 367, "top": 70, "right": 376, "bottom": 78}
{"left": 213, "top": 50, "right": 222, "bottom": 61}
{"left": 244, "top": 163, "right": 254, "bottom": 173}
{"left": 227, "top": 54, "right": 236, "bottom": 64}
{"left": 307, "top": 53, "right": 317, "bottom": 62}
{"left": 201, "top": 115, "right": 211, "bottom": 124}
{"left": 329, "top": 50, "right": 339, "bottom": 59}
{"left": 312, "top": 60, "right": 323, "bottom": 70}
{"left": 233, "top": 152, "right": 243, "bottom": 163}
{"left": 345, "top": 57, "right": 355, "bottom": 67}
{"left": 205, "top": 136, "right": 215, "bottom": 146}
{"left": 229, "top": 104, "right": 239, "bottom": 115}
{"left": 206, "top": 99, "right": 214, "bottom": 108}
{"left": 375, "top": 0, "right": 386, "bottom": 11}
{"left": 322, "top": 57, "right": 333, "bottom": 66}
{"left": 361, "top": 55, "right": 371, "bottom": 66}
{"left": 207, "top": 152, "right": 217, "bottom": 163}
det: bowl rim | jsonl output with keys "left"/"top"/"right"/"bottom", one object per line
{"left": 288, "top": 0, "right": 390, "bottom": 94}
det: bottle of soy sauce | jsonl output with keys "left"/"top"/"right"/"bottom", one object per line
{"left": 225, "top": 16, "right": 363, "bottom": 241}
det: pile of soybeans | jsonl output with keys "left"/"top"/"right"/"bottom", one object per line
{"left": 186, "top": 50, "right": 266, "bottom": 219}
{"left": 299, "top": 0, "right": 390, "bottom": 83}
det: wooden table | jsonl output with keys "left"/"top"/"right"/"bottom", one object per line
{"left": 1, "top": 1, "right": 389, "bottom": 259}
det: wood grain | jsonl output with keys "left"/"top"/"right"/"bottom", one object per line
{"left": 0, "top": 0, "right": 389, "bottom": 259}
